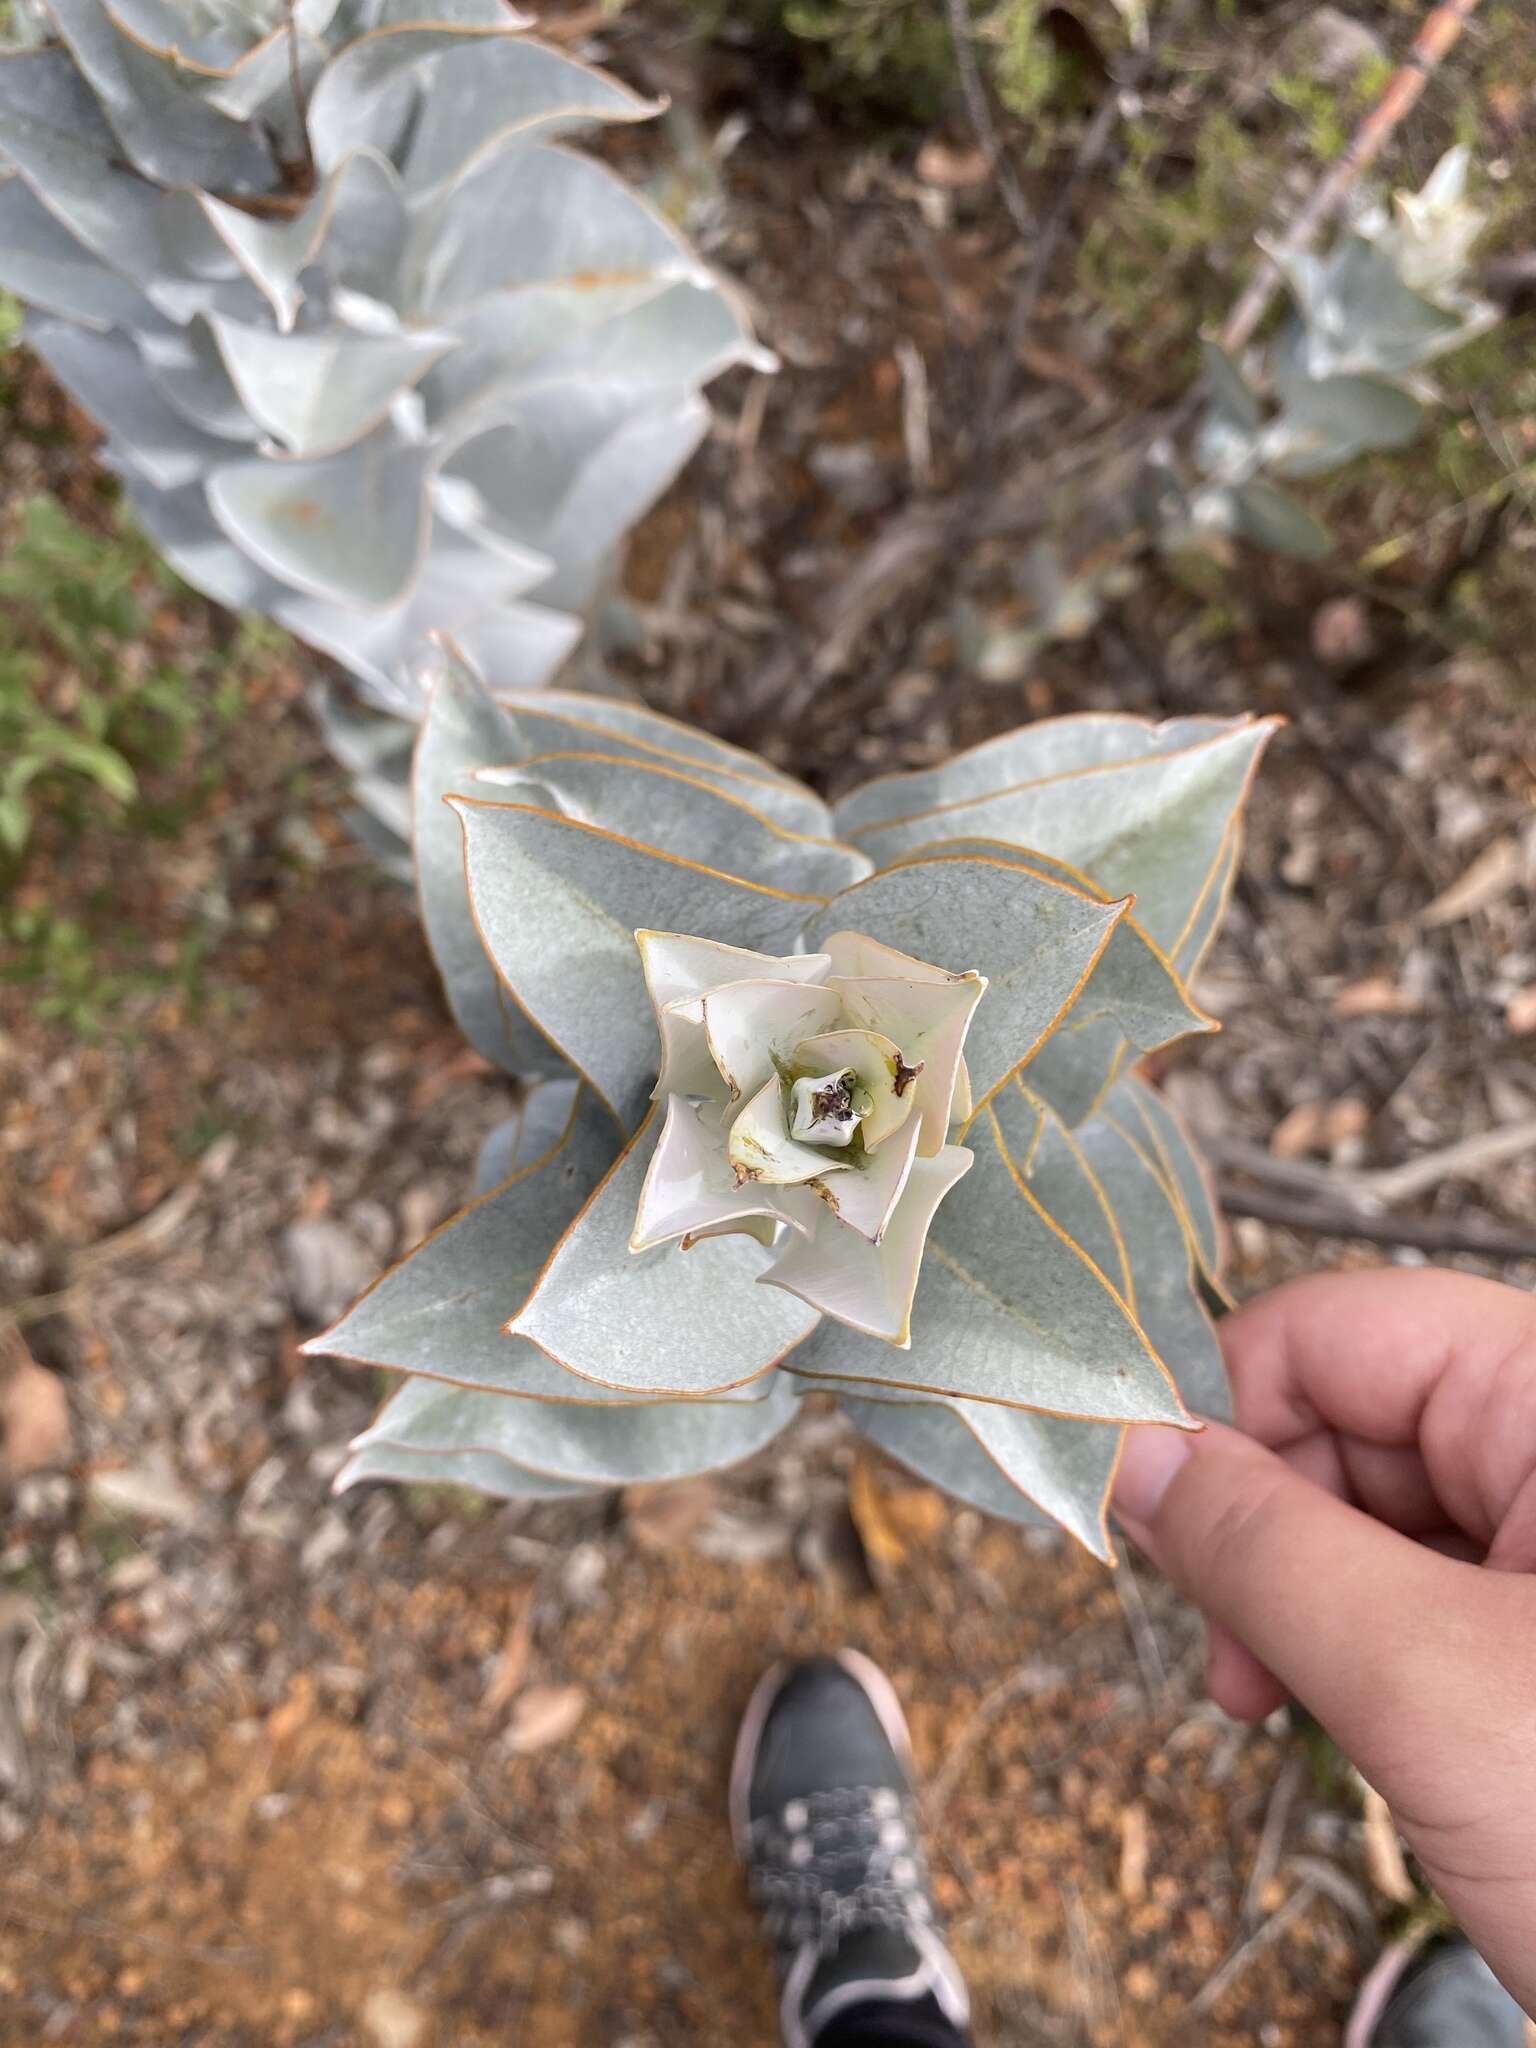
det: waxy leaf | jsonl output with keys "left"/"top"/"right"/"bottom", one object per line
{"left": 479, "top": 749, "right": 870, "bottom": 896}
{"left": 338, "top": 1441, "right": 592, "bottom": 1498}
{"left": 1103, "top": 1075, "right": 1226, "bottom": 1299}
{"left": 843, "top": 1396, "right": 1122, "bottom": 1561}
{"left": 791, "top": 1110, "right": 1190, "bottom": 1426}
{"left": 844, "top": 721, "right": 1280, "bottom": 954}
{"left": 412, "top": 645, "right": 568, "bottom": 1078}
{"left": 454, "top": 797, "right": 823, "bottom": 1129}
{"left": 304, "top": 1088, "right": 624, "bottom": 1400}
{"left": 1068, "top": 1101, "right": 1229, "bottom": 1419}
{"left": 833, "top": 714, "right": 1239, "bottom": 838}
{"left": 208, "top": 426, "right": 432, "bottom": 609}
{"left": 808, "top": 855, "right": 1128, "bottom": 1110}
{"left": 508, "top": 1110, "right": 821, "bottom": 1395}
{"left": 353, "top": 1366, "right": 794, "bottom": 1487}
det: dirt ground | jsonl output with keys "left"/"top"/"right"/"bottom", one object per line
{"left": 3, "top": 2, "right": 1535, "bottom": 2043}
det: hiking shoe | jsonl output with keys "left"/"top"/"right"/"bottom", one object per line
{"left": 730, "top": 1651, "right": 971, "bottom": 2048}
{"left": 1346, "top": 1933, "right": 1528, "bottom": 2048}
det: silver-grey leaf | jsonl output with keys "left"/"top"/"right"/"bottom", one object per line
{"left": 453, "top": 796, "right": 825, "bottom": 1129}
{"left": 790, "top": 1108, "right": 1191, "bottom": 1427}
{"left": 1067, "top": 1097, "right": 1230, "bottom": 1420}
{"left": 30, "top": 321, "right": 240, "bottom": 492}
{"left": 492, "top": 690, "right": 831, "bottom": 836}
{"left": 207, "top": 425, "right": 432, "bottom": 608}
{"left": 0, "top": 175, "right": 153, "bottom": 331}
{"left": 833, "top": 713, "right": 1238, "bottom": 839}
{"left": 336, "top": 1440, "right": 594, "bottom": 1499}
{"left": 806, "top": 853, "right": 1128, "bottom": 1113}
{"left": 472, "top": 1077, "right": 581, "bottom": 1195}
{"left": 1104, "top": 1074, "right": 1225, "bottom": 1295}
{"left": 353, "top": 1366, "right": 795, "bottom": 1486}
{"left": 403, "top": 34, "right": 657, "bottom": 193}
{"left": 49, "top": 0, "right": 276, "bottom": 191}
{"left": 413, "top": 643, "right": 571, "bottom": 1079}
{"left": 507, "top": 1110, "right": 821, "bottom": 1396}
{"left": 479, "top": 749, "right": 871, "bottom": 897}
{"left": 303, "top": 1087, "right": 622, "bottom": 1399}
{"left": 905, "top": 838, "right": 1213, "bottom": 1128}
{"left": 844, "top": 721, "right": 1280, "bottom": 955}
{"left": 843, "top": 1396, "right": 1121, "bottom": 1561}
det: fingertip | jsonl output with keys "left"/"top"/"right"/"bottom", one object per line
{"left": 1206, "top": 1622, "right": 1287, "bottom": 1721}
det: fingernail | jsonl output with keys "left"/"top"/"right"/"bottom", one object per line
{"left": 1113, "top": 1425, "right": 1193, "bottom": 1525}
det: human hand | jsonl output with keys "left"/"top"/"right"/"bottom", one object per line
{"left": 1112, "top": 1267, "right": 1536, "bottom": 2018}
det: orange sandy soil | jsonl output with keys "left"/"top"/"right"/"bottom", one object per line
{"left": 0, "top": 1499, "right": 1360, "bottom": 2048}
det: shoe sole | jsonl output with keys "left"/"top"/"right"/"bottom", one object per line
{"left": 728, "top": 1648, "right": 916, "bottom": 1857}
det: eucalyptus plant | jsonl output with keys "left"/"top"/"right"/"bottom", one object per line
{"left": 1172, "top": 148, "right": 1499, "bottom": 562}
{"left": 0, "top": 0, "right": 763, "bottom": 740}
{"left": 307, "top": 641, "right": 1277, "bottom": 1557}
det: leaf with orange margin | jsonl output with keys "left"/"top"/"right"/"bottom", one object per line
{"left": 899, "top": 837, "right": 1214, "bottom": 1129}
{"left": 1067, "top": 1099, "right": 1230, "bottom": 1421}
{"left": 786, "top": 1107, "right": 1191, "bottom": 1427}
{"left": 301, "top": 1088, "right": 680, "bottom": 1407}
{"left": 345, "top": 1360, "right": 796, "bottom": 1488}
{"left": 413, "top": 644, "right": 569, "bottom": 1080}
{"left": 507, "top": 1106, "right": 821, "bottom": 1396}
{"left": 453, "top": 796, "right": 826, "bottom": 1131}
{"left": 804, "top": 854, "right": 1128, "bottom": 1115}
{"left": 474, "top": 749, "right": 870, "bottom": 895}
{"left": 840, "top": 1394, "right": 1123, "bottom": 1563}
{"left": 845, "top": 720, "right": 1281, "bottom": 953}
{"left": 832, "top": 712, "right": 1238, "bottom": 838}
{"left": 490, "top": 691, "right": 832, "bottom": 837}
{"left": 1102, "top": 1076, "right": 1229, "bottom": 1304}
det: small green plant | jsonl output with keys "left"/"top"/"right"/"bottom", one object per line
{"left": 0, "top": 499, "right": 149, "bottom": 856}
{"left": 0, "top": 496, "right": 233, "bottom": 859}
{"left": 677, "top": 0, "right": 1121, "bottom": 124}
{"left": 678, "top": 0, "right": 961, "bottom": 121}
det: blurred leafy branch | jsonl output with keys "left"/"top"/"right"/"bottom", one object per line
{"left": 0, "top": 493, "right": 271, "bottom": 1032}
{"left": 0, "top": 497, "right": 208, "bottom": 860}
{"left": 674, "top": 0, "right": 1119, "bottom": 123}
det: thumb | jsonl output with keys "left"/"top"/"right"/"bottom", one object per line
{"left": 1112, "top": 1420, "right": 1475, "bottom": 1784}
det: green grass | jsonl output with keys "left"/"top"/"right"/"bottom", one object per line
{"left": 0, "top": 490, "right": 282, "bottom": 1033}
{"left": 0, "top": 495, "right": 215, "bottom": 859}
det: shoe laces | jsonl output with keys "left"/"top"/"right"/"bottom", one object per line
{"left": 746, "top": 1784, "right": 936, "bottom": 1961}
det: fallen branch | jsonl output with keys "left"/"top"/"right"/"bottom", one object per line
{"left": 1221, "top": 0, "right": 1486, "bottom": 353}
{"left": 1189, "top": 1882, "right": 1318, "bottom": 2017}
{"left": 1218, "top": 1183, "right": 1536, "bottom": 1264}
{"left": 1209, "top": 1119, "right": 1536, "bottom": 1209}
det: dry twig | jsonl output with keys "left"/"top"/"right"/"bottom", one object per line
{"left": 1221, "top": 0, "right": 1486, "bottom": 353}
{"left": 1241, "top": 1754, "right": 1304, "bottom": 1927}
{"left": 943, "top": 0, "right": 1035, "bottom": 243}
{"left": 1218, "top": 1183, "right": 1536, "bottom": 1264}
{"left": 1213, "top": 1118, "right": 1536, "bottom": 1210}
{"left": 1189, "top": 1882, "right": 1318, "bottom": 2016}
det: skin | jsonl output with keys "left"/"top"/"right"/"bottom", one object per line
{"left": 1112, "top": 1268, "right": 1536, "bottom": 2020}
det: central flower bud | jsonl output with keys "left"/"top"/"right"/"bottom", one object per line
{"left": 789, "top": 1069, "right": 863, "bottom": 1148}
{"left": 630, "top": 928, "right": 987, "bottom": 1345}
